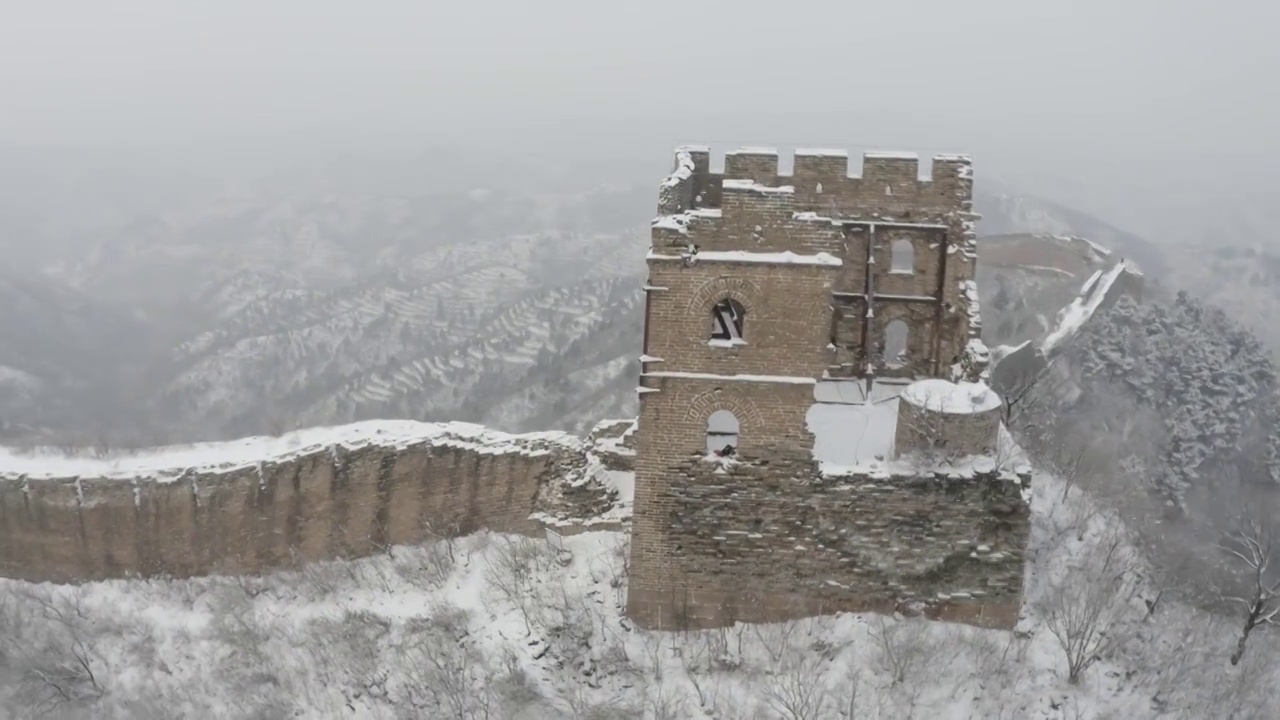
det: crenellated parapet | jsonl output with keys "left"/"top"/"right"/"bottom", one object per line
{"left": 719, "top": 147, "right": 973, "bottom": 217}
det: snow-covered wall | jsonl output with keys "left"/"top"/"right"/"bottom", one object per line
{"left": 0, "top": 421, "right": 618, "bottom": 583}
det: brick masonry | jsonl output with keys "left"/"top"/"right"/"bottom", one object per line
{"left": 629, "top": 145, "right": 1028, "bottom": 630}
{"left": 627, "top": 447, "right": 1028, "bottom": 630}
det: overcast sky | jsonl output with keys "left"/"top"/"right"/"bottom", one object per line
{"left": 1, "top": 1, "right": 1276, "bottom": 241}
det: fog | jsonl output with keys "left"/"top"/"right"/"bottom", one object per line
{"left": 2, "top": 0, "right": 1278, "bottom": 242}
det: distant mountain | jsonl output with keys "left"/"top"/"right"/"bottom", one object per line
{"left": 0, "top": 273, "right": 156, "bottom": 440}
{"left": 0, "top": 175, "right": 648, "bottom": 444}
{"left": 3, "top": 154, "right": 1275, "bottom": 446}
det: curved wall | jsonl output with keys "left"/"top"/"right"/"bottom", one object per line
{"left": 0, "top": 423, "right": 596, "bottom": 582}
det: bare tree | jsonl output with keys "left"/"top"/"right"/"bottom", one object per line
{"left": 868, "top": 616, "right": 939, "bottom": 687}
{"left": 759, "top": 651, "right": 833, "bottom": 720}
{"left": 483, "top": 535, "right": 557, "bottom": 635}
{"left": 11, "top": 589, "right": 106, "bottom": 713}
{"left": 1040, "top": 528, "right": 1143, "bottom": 683}
{"left": 1218, "top": 510, "right": 1280, "bottom": 665}
{"left": 397, "top": 603, "right": 498, "bottom": 719}
{"left": 998, "top": 360, "right": 1051, "bottom": 430}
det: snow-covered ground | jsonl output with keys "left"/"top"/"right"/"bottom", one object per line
{"left": 0, "top": 470, "right": 1274, "bottom": 719}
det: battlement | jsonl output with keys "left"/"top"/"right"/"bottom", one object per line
{"left": 656, "top": 145, "right": 973, "bottom": 222}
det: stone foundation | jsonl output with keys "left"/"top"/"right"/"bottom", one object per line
{"left": 626, "top": 448, "right": 1029, "bottom": 630}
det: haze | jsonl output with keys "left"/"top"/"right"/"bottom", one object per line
{"left": 1, "top": 0, "right": 1277, "bottom": 244}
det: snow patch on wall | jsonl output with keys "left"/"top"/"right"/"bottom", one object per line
{"left": 806, "top": 399, "right": 899, "bottom": 471}
{"left": 647, "top": 250, "right": 842, "bottom": 266}
{"left": 720, "top": 179, "right": 795, "bottom": 194}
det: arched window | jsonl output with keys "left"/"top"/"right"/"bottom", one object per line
{"left": 890, "top": 239, "right": 914, "bottom": 274}
{"left": 884, "top": 320, "right": 909, "bottom": 367}
{"left": 706, "top": 410, "right": 740, "bottom": 456}
{"left": 710, "top": 298, "right": 746, "bottom": 345}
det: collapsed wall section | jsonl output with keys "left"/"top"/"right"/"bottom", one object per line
{"left": 627, "top": 448, "right": 1029, "bottom": 631}
{"left": 0, "top": 422, "right": 608, "bottom": 582}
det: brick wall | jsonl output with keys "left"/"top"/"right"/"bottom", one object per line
{"left": 629, "top": 145, "right": 1021, "bottom": 632}
{"left": 0, "top": 437, "right": 601, "bottom": 582}
{"left": 645, "top": 261, "right": 839, "bottom": 377}
{"left": 895, "top": 399, "right": 1002, "bottom": 459}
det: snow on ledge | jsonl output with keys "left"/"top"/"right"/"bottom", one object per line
{"left": 728, "top": 146, "right": 779, "bottom": 155}
{"left": 643, "top": 371, "right": 816, "bottom": 385}
{"left": 864, "top": 150, "right": 920, "bottom": 160}
{"left": 0, "top": 420, "right": 580, "bottom": 482}
{"left": 721, "top": 178, "right": 795, "bottom": 194}
{"left": 901, "top": 379, "right": 1001, "bottom": 414}
{"left": 646, "top": 249, "right": 842, "bottom": 266}
{"left": 795, "top": 148, "right": 850, "bottom": 157}
{"left": 660, "top": 148, "right": 695, "bottom": 189}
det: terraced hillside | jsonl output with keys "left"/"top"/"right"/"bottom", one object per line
{"left": 3, "top": 175, "right": 650, "bottom": 445}
{"left": 7, "top": 157, "right": 1272, "bottom": 447}
{"left": 146, "top": 209, "right": 648, "bottom": 440}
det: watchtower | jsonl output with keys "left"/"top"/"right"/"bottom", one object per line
{"left": 626, "top": 145, "right": 1019, "bottom": 630}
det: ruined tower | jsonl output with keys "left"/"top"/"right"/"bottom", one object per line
{"left": 627, "top": 146, "right": 1027, "bottom": 630}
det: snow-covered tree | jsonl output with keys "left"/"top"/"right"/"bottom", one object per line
{"left": 1070, "top": 293, "right": 1279, "bottom": 508}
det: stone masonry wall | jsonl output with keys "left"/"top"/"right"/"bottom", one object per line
{"left": 651, "top": 146, "right": 982, "bottom": 381}
{"left": 0, "top": 436, "right": 601, "bottom": 583}
{"left": 895, "top": 401, "right": 1003, "bottom": 459}
{"left": 627, "top": 447, "right": 1029, "bottom": 631}
{"left": 628, "top": 377, "right": 818, "bottom": 625}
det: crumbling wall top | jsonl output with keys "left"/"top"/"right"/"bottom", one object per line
{"left": 656, "top": 145, "right": 974, "bottom": 224}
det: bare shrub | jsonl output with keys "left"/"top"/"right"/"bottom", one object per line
{"left": 390, "top": 538, "right": 456, "bottom": 592}
{"left": 9, "top": 588, "right": 106, "bottom": 714}
{"left": 490, "top": 647, "right": 545, "bottom": 712}
{"left": 484, "top": 535, "right": 558, "bottom": 635}
{"left": 206, "top": 584, "right": 295, "bottom": 716}
{"left": 759, "top": 651, "right": 833, "bottom": 720}
{"left": 306, "top": 609, "right": 392, "bottom": 700}
{"left": 645, "top": 681, "right": 690, "bottom": 720}
{"left": 561, "top": 685, "right": 641, "bottom": 719}
{"left": 868, "top": 615, "right": 934, "bottom": 686}
{"left": 1040, "top": 528, "right": 1143, "bottom": 683}
{"left": 396, "top": 601, "right": 497, "bottom": 718}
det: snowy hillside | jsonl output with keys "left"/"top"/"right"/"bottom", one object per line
{"left": 0, "top": 469, "right": 1274, "bottom": 719}
{"left": 1159, "top": 243, "right": 1280, "bottom": 352}
{"left": 1, "top": 177, "right": 649, "bottom": 445}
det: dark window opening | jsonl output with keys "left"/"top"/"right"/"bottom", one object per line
{"left": 710, "top": 299, "right": 746, "bottom": 343}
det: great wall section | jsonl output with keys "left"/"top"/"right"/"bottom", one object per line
{"left": 0, "top": 144, "right": 1144, "bottom": 635}
{"left": 0, "top": 420, "right": 636, "bottom": 583}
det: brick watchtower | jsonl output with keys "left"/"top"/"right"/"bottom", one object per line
{"left": 626, "top": 146, "right": 1019, "bottom": 630}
